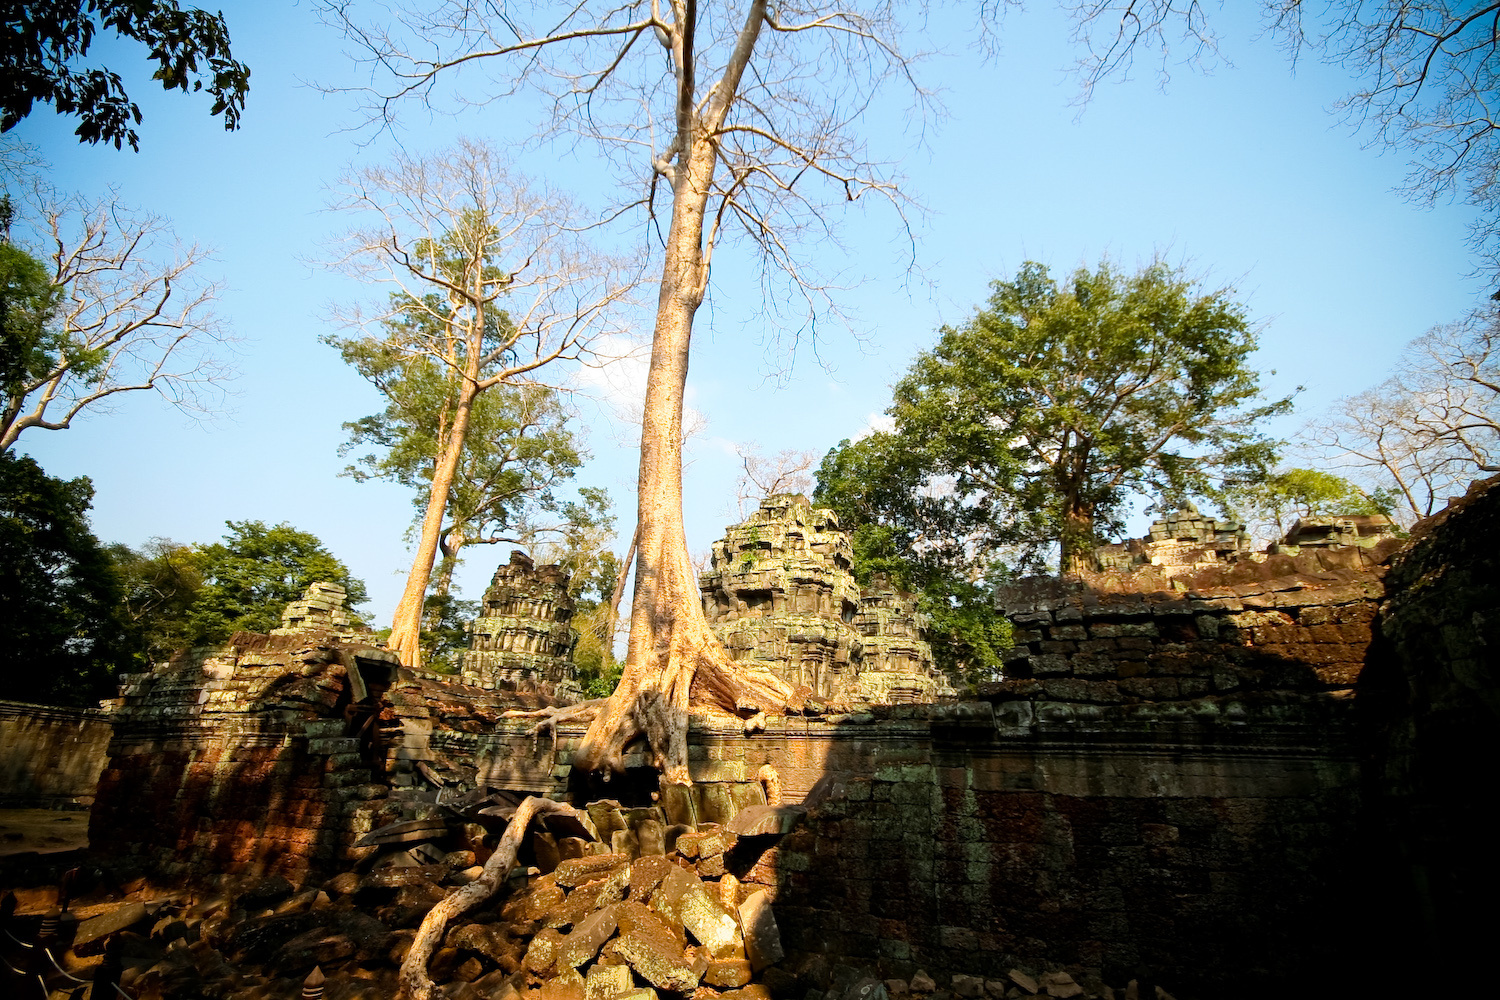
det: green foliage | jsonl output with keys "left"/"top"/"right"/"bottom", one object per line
{"left": 0, "top": 451, "right": 130, "bottom": 705}
{"left": 328, "top": 290, "right": 588, "bottom": 585}
{"left": 0, "top": 1, "right": 251, "bottom": 150}
{"left": 0, "top": 235, "right": 61, "bottom": 402}
{"left": 885, "top": 260, "right": 1292, "bottom": 569}
{"left": 107, "top": 536, "right": 202, "bottom": 664}
{"left": 419, "top": 592, "right": 478, "bottom": 674}
{"left": 183, "top": 520, "right": 368, "bottom": 644}
{"left": 1229, "top": 468, "right": 1397, "bottom": 538}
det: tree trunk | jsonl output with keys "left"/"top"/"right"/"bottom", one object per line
{"left": 1059, "top": 505, "right": 1095, "bottom": 577}
{"left": 390, "top": 384, "right": 478, "bottom": 667}
{"left": 433, "top": 525, "right": 466, "bottom": 602}
{"left": 575, "top": 82, "right": 795, "bottom": 780}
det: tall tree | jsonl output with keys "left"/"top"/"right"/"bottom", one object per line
{"left": 327, "top": 138, "right": 637, "bottom": 669}
{"left": 330, "top": 316, "right": 590, "bottom": 599}
{"left": 1309, "top": 304, "right": 1500, "bottom": 523}
{"left": 0, "top": 451, "right": 130, "bottom": 705}
{"left": 0, "top": 0, "right": 250, "bottom": 150}
{"left": 1061, "top": 2, "right": 1500, "bottom": 276}
{"left": 184, "top": 520, "right": 368, "bottom": 644}
{"left": 0, "top": 184, "right": 232, "bottom": 452}
{"left": 878, "top": 260, "right": 1293, "bottom": 573}
{"left": 326, "top": 0, "right": 925, "bottom": 780}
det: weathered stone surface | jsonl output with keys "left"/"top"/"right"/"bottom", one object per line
{"left": 613, "top": 906, "right": 700, "bottom": 992}
{"left": 554, "top": 854, "right": 630, "bottom": 888}
{"left": 72, "top": 901, "right": 149, "bottom": 954}
{"left": 585, "top": 963, "right": 634, "bottom": 1000}
{"left": 654, "top": 866, "right": 739, "bottom": 958}
{"left": 557, "top": 904, "right": 619, "bottom": 968}
{"left": 705, "top": 958, "right": 754, "bottom": 988}
{"left": 737, "top": 891, "right": 783, "bottom": 971}
{"left": 628, "top": 856, "right": 676, "bottom": 902}
{"left": 951, "top": 976, "right": 984, "bottom": 998}
{"left": 910, "top": 972, "right": 937, "bottom": 993}
{"left": 462, "top": 551, "right": 581, "bottom": 698}
{"left": 525, "top": 927, "right": 566, "bottom": 975}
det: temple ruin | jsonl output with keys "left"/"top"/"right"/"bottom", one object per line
{"left": 461, "top": 550, "right": 582, "bottom": 701}
{"left": 699, "top": 494, "right": 952, "bottom": 704}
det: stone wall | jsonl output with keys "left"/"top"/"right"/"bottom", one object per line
{"left": 0, "top": 700, "right": 114, "bottom": 809}
{"left": 1369, "top": 473, "right": 1500, "bottom": 967}
{"left": 463, "top": 551, "right": 582, "bottom": 699}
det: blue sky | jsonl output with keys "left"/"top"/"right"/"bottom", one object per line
{"left": 8, "top": 1, "right": 1484, "bottom": 623}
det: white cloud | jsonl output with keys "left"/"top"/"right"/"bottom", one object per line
{"left": 853, "top": 412, "right": 894, "bottom": 441}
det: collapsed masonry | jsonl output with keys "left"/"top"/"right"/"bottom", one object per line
{"left": 1092, "top": 500, "right": 1398, "bottom": 576}
{"left": 462, "top": 551, "right": 583, "bottom": 703}
{"left": 699, "top": 495, "right": 954, "bottom": 705}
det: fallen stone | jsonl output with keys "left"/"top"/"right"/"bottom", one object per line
{"left": 886, "top": 980, "right": 910, "bottom": 997}
{"left": 696, "top": 829, "right": 735, "bottom": 858}
{"left": 615, "top": 990, "right": 659, "bottom": 1000}
{"left": 1038, "top": 972, "right": 1082, "bottom": 999}
{"left": 560, "top": 837, "right": 591, "bottom": 860}
{"left": 676, "top": 832, "right": 704, "bottom": 858}
{"left": 554, "top": 854, "right": 630, "bottom": 888}
{"left": 1153, "top": 989, "right": 1177, "bottom": 1000}
{"left": 725, "top": 805, "right": 806, "bottom": 837}
{"left": 585, "top": 962, "right": 633, "bottom": 1000}
{"left": 613, "top": 909, "right": 700, "bottom": 992}
{"left": 73, "top": 902, "right": 150, "bottom": 955}
{"left": 355, "top": 818, "right": 447, "bottom": 848}
{"left": 952, "top": 976, "right": 985, "bottom": 999}
{"left": 704, "top": 958, "right": 753, "bottom": 988}
{"left": 718, "top": 986, "right": 774, "bottom": 1000}
{"left": 323, "top": 872, "right": 360, "bottom": 897}
{"left": 653, "top": 867, "right": 739, "bottom": 958}
{"left": 557, "top": 905, "right": 619, "bottom": 968}
{"left": 616, "top": 901, "right": 684, "bottom": 948}
{"left": 849, "top": 977, "right": 889, "bottom": 1000}
{"left": 1006, "top": 971, "right": 1037, "bottom": 995}
{"left": 525, "top": 927, "right": 565, "bottom": 975}
{"left": 448, "top": 923, "right": 516, "bottom": 965}
{"left": 238, "top": 875, "right": 296, "bottom": 909}
{"left": 910, "top": 972, "right": 937, "bottom": 994}
{"left": 629, "top": 856, "right": 676, "bottom": 902}
{"left": 637, "top": 820, "right": 666, "bottom": 856}
{"left": 539, "top": 978, "right": 586, "bottom": 1000}
{"left": 270, "top": 927, "right": 355, "bottom": 973}
{"left": 522, "top": 877, "right": 566, "bottom": 921}
{"left": 737, "top": 891, "right": 783, "bottom": 971}
{"left": 695, "top": 853, "right": 727, "bottom": 878}
{"left": 983, "top": 981, "right": 1007, "bottom": 998}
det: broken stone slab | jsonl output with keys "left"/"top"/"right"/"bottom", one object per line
{"left": 612, "top": 908, "right": 700, "bottom": 992}
{"left": 557, "top": 904, "right": 619, "bottom": 968}
{"left": 628, "top": 856, "right": 676, "bottom": 903}
{"left": 717, "top": 986, "right": 774, "bottom": 1000}
{"left": 848, "top": 977, "right": 889, "bottom": 1000}
{"left": 524, "top": 927, "right": 566, "bottom": 975}
{"left": 886, "top": 980, "right": 911, "bottom": 997}
{"left": 737, "top": 890, "right": 783, "bottom": 971}
{"left": 584, "top": 962, "right": 633, "bottom": 1000}
{"left": 724, "top": 804, "right": 806, "bottom": 837}
{"left": 1038, "top": 972, "right": 1082, "bottom": 999}
{"left": 616, "top": 901, "right": 683, "bottom": 948}
{"left": 910, "top": 971, "right": 937, "bottom": 993}
{"left": 554, "top": 854, "right": 630, "bottom": 888}
{"left": 704, "top": 958, "right": 753, "bottom": 988}
{"left": 73, "top": 901, "right": 150, "bottom": 955}
{"left": 355, "top": 818, "right": 448, "bottom": 848}
{"left": 952, "top": 976, "right": 984, "bottom": 999}
{"left": 1006, "top": 971, "right": 1038, "bottom": 995}
{"left": 651, "top": 866, "right": 740, "bottom": 958}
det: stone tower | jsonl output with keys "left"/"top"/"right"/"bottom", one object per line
{"left": 851, "top": 573, "right": 952, "bottom": 703}
{"left": 462, "top": 551, "right": 581, "bottom": 699}
{"left": 699, "top": 494, "right": 951, "bottom": 703}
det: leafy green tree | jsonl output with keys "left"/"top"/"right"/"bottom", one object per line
{"left": 183, "top": 520, "right": 368, "bottom": 644}
{"left": 1229, "top": 468, "right": 1395, "bottom": 540}
{"left": 418, "top": 592, "right": 478, "bottom": 675}
{"left": 107, "top": 536, "right": 202, "bottom": 664}
{"left": 0, "top": 451, "right": 130, "bottom": 705}
{"left": 885, "top": 260, "right": 1293, "bottom": 573}
{"left": 330, "top": 308, "right": 590, "bottom": 599}
{"left": 0, "top": 1, "right": 250, "bottom": 150}
{"left": 815, "top": 452, "right": 1011, "bottom": 691}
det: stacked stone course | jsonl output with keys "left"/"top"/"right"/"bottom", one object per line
{"left": 462, "top": 550, "right": 582, "bottom": 701}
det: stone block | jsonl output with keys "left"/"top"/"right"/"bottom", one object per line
{"left": 738, "top": 889, "right": 784, "bottom": 971}
{"left": 585, "top": 964, "right": 634, "bottom": 1000}
{"left": 558, "top": 904, "right": 620, "bottom": 968}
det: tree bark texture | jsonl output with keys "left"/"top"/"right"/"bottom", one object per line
{"left": 576, "top": 2, "right": 798, "bottom": 780}
{"left": 390, "top": 382, "right": 478, "bottom": 666}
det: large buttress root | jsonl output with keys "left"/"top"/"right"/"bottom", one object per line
{"left": 397, "top": 796, "right": 583, "bottom": 1000}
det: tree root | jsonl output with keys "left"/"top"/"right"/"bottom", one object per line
{"left": 502, "top": 699, "right": 606, "bottom": 747}
{"left": 397, "top": 796, "right": 583, "bottom": 1000}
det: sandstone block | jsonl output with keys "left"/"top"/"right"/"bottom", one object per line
{"left": 952, "top": 976, "right": 984, "bottom": 998}
{"left": 910, "top": 971, "right": 937, "bottom": 993}
{"left": 737, "top": 890, "right": 783, "bottom": 971}
{"left": 555, "top": 854, "right": 630, "bottom": 887}
{"left": 1006, "top": 971, "right": 1037, "bottom": 995}
{"left": 613, "top": 911, "right": 700, "bottom": 991}
{"left": 704, "top": 958, "right": 753, "bottom": 988}
{"left": 525, "top": 927, "right": 565, "bottom": 975}
{"left": 585, "top": 963, "right": 634, "bottom": 1000}
{"left": 558, "top": 904, "right": 619, "bottom": 968}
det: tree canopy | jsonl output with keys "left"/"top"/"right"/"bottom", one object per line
{"left": 183, "top": 520, "right": 368, "bottom": 645}
{"left": 0, "top": 0, "right": 250, "bottom": 150}
{"left": 0, "top": 450, "right": 130, "bottom": 705}
{"left": 828, "top": 260, "right": 1293, "bottom": 575}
